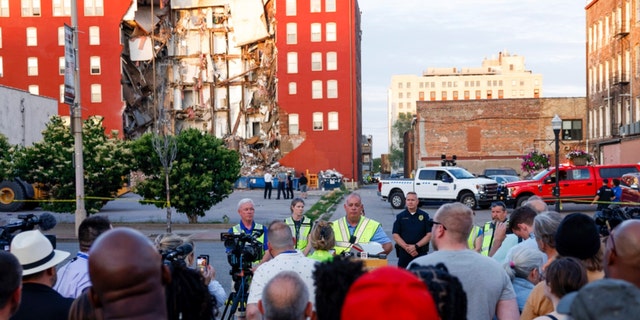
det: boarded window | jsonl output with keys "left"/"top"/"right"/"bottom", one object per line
{"left": 467, "top": 126, "right": 481, "bottom": 152}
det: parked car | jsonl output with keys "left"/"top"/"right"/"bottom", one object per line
{"left": 482, "top": 167, "right": 519, "bottom": 177}
{"left": 490, "top": 175, "right": 522, "bottom": 202}
{"left": 620, "top": 172, "right": 640, "bottom": 205}
{"left": 504, "top": 163, "right": 640, "bottom": 208}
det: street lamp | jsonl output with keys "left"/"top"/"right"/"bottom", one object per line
{"left": 552, "top": 114, "right": 562, "bottom": 211}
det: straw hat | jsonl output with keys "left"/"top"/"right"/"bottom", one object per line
{"left": 10, "top": 230, "right": 70, "bottom": 276}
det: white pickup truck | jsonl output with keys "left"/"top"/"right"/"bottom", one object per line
{"left": 378, "top": 167, "right": 499, "bottom": 209}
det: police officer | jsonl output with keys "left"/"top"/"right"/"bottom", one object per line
{"left": 392, "top": 192, "right": 432, "bottom": 268}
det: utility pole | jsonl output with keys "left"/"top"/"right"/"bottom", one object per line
{"left": 71, "top": 0, "right": 86, "bottom": 234}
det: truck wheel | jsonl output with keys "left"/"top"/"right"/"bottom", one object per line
{"left": 516, "top": 196, "right": 530, "bottom": 208}
{"left": 459, "top": 192, "right": 477, "bottom": 209}
{"left": 390, "top": 191, "right": 405, "bottom": 209}
{"left": 0, "top": 181, "right": 25, "bottom": 212}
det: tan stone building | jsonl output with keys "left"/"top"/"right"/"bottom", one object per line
{"left": 388, "top": 51, "right": 542, "bottom": 148}
{"left": 586, "top": 0, "right": 640, "bottom": 164}
{"left": 409, "top": 97, "right": 587, "bottom": 176}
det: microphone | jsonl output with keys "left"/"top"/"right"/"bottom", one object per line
{"left": 356, "top": 252, "right": 387, "bottom": 259}
{"left": 175, "top": 243, "right": 193, "bottom": 256}
{"left": 252, "top": 228, "right": 264, "bottom": 238}
{"left": 36, "top": 212, "right": 57, "bottom": 231}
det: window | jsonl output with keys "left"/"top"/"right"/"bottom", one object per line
{"left": 58, "top": 57, "right": 65, "bottom": 75}
{"left": 326, "top": 52, "right": 337, "bottom": 70}
{"left": 398, "top": 92, "right": 403, "bottom": 99}
{"left": 286, "top": 0, "right": 296, "bottom": 16}
{"left": 441, "top": 91, "right": 447, "bottom": 100}
{"left": 289, "top": 114, "right": 299, "bottom": 135}
{"left": 286, "top": 23, "right": 297, "bottom": 44}
{"left": 27, "top": 57, "right": 38, "bottom": 76}
{"left": 84, "top": 0, "right": 103, "bottom": 16}
{"left": 328, "top": 112, "right": 338, "bottom": 130}
{"left": 311, "top": 23, "right": 321, "bottom": 42}
{"left": 326, "top": 23, "right": 336, "bottom": 41}
{"left": 90, "top": 56, "right": 100, "bottom": 74}
{"left": 59, "top": 84, "right": 65, "bottom": 102}
{"left": 58, "top": 26, "right": 65, "bottom": 46}
{"left": 28, "top": 85, "right": 39, "bottom": 95}
{"left": 21, "top": 0, "right": 40, "bottom": 16}
{"left": 327, "top": 80, "right": 337, "bottom": 98}
{"left": 90, "top": 84, "right": 102, "bottom": 102}
{"left": 313, "top": 112, "right": 323, "bottom": 130}
{"left": 312, "top": 80, "right": 323, "bottom": 99}
{"left": 310, "top": 0, "right": 320, "bottom": 12}
{"left": 89, "top": 26, "right": 100, "bottom": 45}
{"left": 26, "top": 27, "right": 37, "bottom": 46}
{"left": 287, "top": 52, "right": 298, "bottom": 73}
{"left": 562, "top": 120, "right": 582, "bottom": 140}
{"left": 311, "top": 52, "right": 322, "bottom": 71}
{"left": 0, "top": 0, "right": 8, "bottom": 17}
{"left": 288, "top": 82, "right": 297, "bottom": 95}
{"left": 326, "top": 0, "right": 336, "bottom": 12}
{"left": 52, "top": 0, "right": 70, "bottom": 16}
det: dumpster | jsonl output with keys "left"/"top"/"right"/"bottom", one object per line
{"left": 322, "top": 177, "right": 342, "bottom": 190}
{"left": 248, "top": 176, "right": 265, "bottom": 189}
{"left": 234, "top": 177, "right": 250, "bottom": 189}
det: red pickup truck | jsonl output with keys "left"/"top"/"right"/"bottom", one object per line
{"left": 504, "top": 164, "right": 640, "bottom": 208}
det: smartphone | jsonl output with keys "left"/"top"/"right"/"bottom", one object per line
{"left": 197, "top": 255, "right": 209, "bottom": 271}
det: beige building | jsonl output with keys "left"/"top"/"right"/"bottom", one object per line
{"left": 388, "top": 51, "right": 542, "bottom": 149}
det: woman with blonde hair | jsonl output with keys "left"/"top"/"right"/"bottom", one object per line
{"left": 308, "top": 221, "right": 335, "bottom": 262}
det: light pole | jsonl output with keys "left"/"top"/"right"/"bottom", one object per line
{"left": 552, "top": 115, "right": 562, "bottom": 211}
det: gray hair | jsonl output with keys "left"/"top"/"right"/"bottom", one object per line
{"left": 504, "top": 245, "right": 545, "bottom": 281}
{"left": 524, "top": 195, "right": 548, "bottom": 213}
{"left": 268, "top": 221, "right": 294, "bottom": 250}
{"left": 533, "top": 211, "right": 563, "bottom": 249}
{"left": 262, "top": 271, "right": 309, "bottom": 320}
{"left": 237, "top": 198, "right": 254, "bottom": 211}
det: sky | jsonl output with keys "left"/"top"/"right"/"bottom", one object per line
{"left": 358, "top": 0, "right": 587, "bottom": 158}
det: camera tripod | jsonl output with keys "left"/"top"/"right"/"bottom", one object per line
{"left": 221, "top": 268, "right": 253, "bottom": 320}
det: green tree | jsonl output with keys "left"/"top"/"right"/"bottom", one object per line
{"left": 131, "top": 129, "right": 241, "bottom": 223}
{"left": 0, "top": 134, "right": 14, "bottom": 181}
{"left": 11, "top": 116, "right": 133, "bottom": 213}
{"left": 389, "top": 112, "right": 413, "bottom": 169}
{"left": 372, "top": 157, "right": 381, "bottom": 174}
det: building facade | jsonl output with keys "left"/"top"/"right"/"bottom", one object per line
{"left": 0, "top": 0, "right": 130, "bottom": 135}
{"left": 275, "top": 0, "right": 362, "bottom": 180}
{"left": 586, "top": 0, "right": 640, "bottom": 164}
{"left": 388, "top": 51, "right": 542, "bottom": 149}
{"left": 411, "top": 98, "right": 587, "bottom": 176}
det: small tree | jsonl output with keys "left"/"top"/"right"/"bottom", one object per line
{"left": 11, "top": 116, "right": 133, "bottom": 213}
{"left": 390, "top": 112, "right": 413, "bottom": 169}
{"left": 0, "top": 134, "right": 14, "bottom": 181}
{"left": 132, "top": 129, "right": 241, "bottom": 223}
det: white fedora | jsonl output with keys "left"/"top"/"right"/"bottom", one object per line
{"left": 10, "top": 230, "right": 70, "bottom": 276}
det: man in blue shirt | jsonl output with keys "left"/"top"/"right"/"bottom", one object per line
{"left": 612, "top": 178, "right": 622, "bottom": 202}
{"left": 332, "top": 193, "right": 392, "bottom": 255}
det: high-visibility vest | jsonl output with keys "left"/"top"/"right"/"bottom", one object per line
{"left": 285, "top": 216, "right": 312, "bottom": 250}
{"left": 480, "top": 220, "right": 510, "bottom": 256}
{"left": 332, "top": 216, "right": 380, "bottom": 254}
{"left": 467, "top": 225, "right": 481, "bottom": 250}
{"left": 232, "top": 223, "right": 266, "bottom": 264}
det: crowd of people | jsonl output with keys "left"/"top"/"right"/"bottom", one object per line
{"left": 1, "top": 191, "right": 640, "bottom": 320}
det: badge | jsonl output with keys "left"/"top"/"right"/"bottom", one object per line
{"left": 419, "top": 215, "right": 424, "bottom": 221}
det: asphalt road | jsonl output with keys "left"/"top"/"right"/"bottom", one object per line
{"left": 6, "top": 183, "right": 597, "bottom": 299}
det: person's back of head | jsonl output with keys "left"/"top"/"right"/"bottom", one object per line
{"left": 259, "top": 271, "right": 311, "bottom": 320}
{"left": 313, "top": 256, "right": 366, "bottom": 320}
{"left": 555, "top": 213, "right": 603, "bottom": 272}
{"left": 557, "top": 278, "right": 640, "bottom": 319}
{"left": 605, "top": 219, "right": 640, "bottom": 286}
{"left": 68, "top": 291, "right": 102, "bottom": 320}
{"left": 533, "top": 211, "right": 563, "bottom": 251}
{"left": 613, "top": 178, "right": 620, "bottom": 187}
{"left": 409, "top": 263, "right": 468, "bottom": 320}
{"left": 0, "top": 251, "right": 22, "bottom": 319}
{"left": 78, "top": 215, "right": 111, "bottom": 252}
{"left": 544, "top": 256, "right": 588, "bottom": 300}
{"left": 268, "top": 221, "right": 294, "bottom": 252}
{"left": 503, "top": 245, "right": 545, "bottom": 283}
{"left": 524, "top": 196, "right": 548, "bottom": 213}
{"left": 435, "top": 202, "right": 473, "bottom": 244}
{"left": 310, "top": 221, "right": 335, "bottom": 251}
{"left": 88, "top": 228, "right": 170, "bottom": 320}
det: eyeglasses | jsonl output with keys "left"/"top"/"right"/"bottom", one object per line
{"left": 608, "top": 229, "right": 618, "bottom": 254}
{"left": 491, "top": 201, "right": 506, "bottom": 209}
{"left": 431, "top": 220, "right": 447, "bottom": 230}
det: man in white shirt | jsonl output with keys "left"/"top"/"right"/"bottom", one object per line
{"left": 263, "top": 172, "right": 273, "bottom": 199}
{"left": 54, "top": 215, "right": 112, "bottom": 298}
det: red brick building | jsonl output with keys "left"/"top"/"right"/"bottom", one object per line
{"left": 0, "top": 0, "right": 130, "bottom": 135}
{"left": 275, "top": 0, "right": 362, "bottom": 180}
{"left": 411, "top": 97, "right": 587, "bottom": 175}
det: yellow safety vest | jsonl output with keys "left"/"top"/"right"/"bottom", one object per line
{"left": 467, "top": 225, "right": 481, "bottom": 250}
{"left": 232, "top": 223, "right": 266, "bottom": 264}
{"left": 284, "top": 216, "right": 312, "bottom": 250}
{"left": 332, "top": 216, "right": 380, "bottom": 254}
{"left": 481, "top": 220, "right": 508, "bottom": 256}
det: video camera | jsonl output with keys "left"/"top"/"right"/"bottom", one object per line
{"left": 220, "top": 230, "right": 264, "bottom": 273}
{"left": 0, "top": 212, "right": 57, "bottom": 251}
{"left": 594, "top": 206, "right": 640, "bottom": 237}
{"left": 160, "top": 242, "right": 194, "bottom": 268}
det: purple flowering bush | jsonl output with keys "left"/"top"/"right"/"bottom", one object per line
{"left": 521, "top": 150, "right": 551, "bottom": 174}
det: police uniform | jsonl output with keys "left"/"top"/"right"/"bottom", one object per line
{"left": 392, "top": 208, "right": 431, "bottom": 268}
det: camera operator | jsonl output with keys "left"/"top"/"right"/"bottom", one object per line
{"left": 229, "top": 199, "right": 269, "bottom": 264}
{"left": 154, "top": 233, "right": 218, "bottom": 319}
